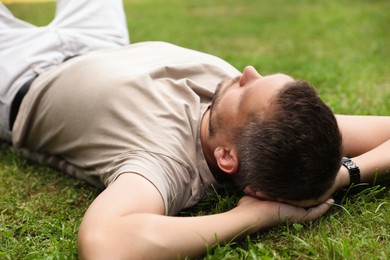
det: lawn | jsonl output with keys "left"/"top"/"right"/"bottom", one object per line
{"left": 1, "top": 0, "right": 389, "bottom": 259}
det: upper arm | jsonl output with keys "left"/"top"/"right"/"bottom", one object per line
{"left": 80, "top": 173, "right": 165, "bottom": 225}
{"left": 77, "top": 173, "right": 165, "bottom": 259}
{"left": 336, "top": 115, "right": 390, "bottom": 157}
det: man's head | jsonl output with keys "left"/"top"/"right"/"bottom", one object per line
{"left": 208, "top": 66, "right": 342, "bottom": 203}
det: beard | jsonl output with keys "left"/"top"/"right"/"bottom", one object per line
{"left": 208, "top": 76, "right": 240, "bottom": 136}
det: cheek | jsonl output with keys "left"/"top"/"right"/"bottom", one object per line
{"left": 218, "top": 99, "right": 236, "bottom": 121}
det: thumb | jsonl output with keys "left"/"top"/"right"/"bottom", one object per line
{"left": 301, "top": 198, "right": 334, "bottom": 222}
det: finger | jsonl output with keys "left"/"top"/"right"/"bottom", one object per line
{"left": 302, "top": 198, "right": 334, "bottom": 221}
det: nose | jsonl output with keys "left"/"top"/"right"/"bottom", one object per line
{"left": 239, "top": 66, "right": 262, "bottom": 87}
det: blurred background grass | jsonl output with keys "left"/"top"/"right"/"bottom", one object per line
{"left": 1, "top": 0, "right": 389, "bottom": 259}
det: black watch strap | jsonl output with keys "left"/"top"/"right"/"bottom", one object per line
{"left": 341, "top": 157, "right": 361, "bottom": 185}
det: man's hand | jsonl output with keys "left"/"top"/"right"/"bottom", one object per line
{"left": 235, "top": 195, "right": 334, "bottom": 233}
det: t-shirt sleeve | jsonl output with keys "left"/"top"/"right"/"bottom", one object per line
{"left": 101, "top": 150, "right": 202, "bottom": 216}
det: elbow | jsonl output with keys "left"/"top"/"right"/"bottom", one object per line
{"left": 77, "top": 220, "right": 140, "bottom": 259}
{"left": 77, "top": 217, "right": 169, "bottom": 259}
{"left": 78, "top": 223, "right": 114, "bottom": 260}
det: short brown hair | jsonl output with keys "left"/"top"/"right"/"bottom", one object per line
{"left": 233, "top": 80, "right": 342, "bottom": 201}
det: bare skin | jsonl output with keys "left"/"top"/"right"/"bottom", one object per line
{"left": 78, "top": 66, "right": 390, "bottom": 259}
{"left": 78, "top": 173, "right": 334, "bottom": 259}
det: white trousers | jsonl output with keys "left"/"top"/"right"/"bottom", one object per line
{"left": 0, "top": 0, "right": 129, "bottom": 141}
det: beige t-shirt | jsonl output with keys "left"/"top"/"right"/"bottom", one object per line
{"left": 13, "top": 42, "right": 240, "bottom": 215}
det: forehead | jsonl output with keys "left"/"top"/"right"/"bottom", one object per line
{"left": 240, "top": 73, "right": 294, "bottom": 116}
{"left": 263, "top": 73, "right": 294, "bottom": 85}
{"left": 255, "top": 73, "right": 294, "bottom": 93}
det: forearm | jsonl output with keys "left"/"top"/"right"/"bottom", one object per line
{"left": 337, "top": 139, "right": 390, "bottom": 188}
{"left": 337, "top": 115, "right": 390, "bottom": 157}
{"left": 118, "top": 211, "right": 257, "bottom": 258}
{"left": 336, "top": 115, "right": 390, "bottom": 189}
{"left": 80, "top": 208, "right": 263, "bottom": 259}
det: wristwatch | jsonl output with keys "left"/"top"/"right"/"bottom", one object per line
{"left": 341, "top": 157, "right": 361, "bottom": 185}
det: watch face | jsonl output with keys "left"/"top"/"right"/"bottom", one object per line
{"left": 341, "top": 157, "right": 350, "bottom": 164}
{"left": 345, "top": 160, "right": 356, "bottom": 169}
{"left": 342, "top": 157, "right": 356, "bottom": 169}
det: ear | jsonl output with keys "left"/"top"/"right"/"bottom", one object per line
{"left": 214, "top": 147, "right": 238, "bottom": 174}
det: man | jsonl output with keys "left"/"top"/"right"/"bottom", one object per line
{"left": 1, "top": 1, "right": 389, "bottom": 259}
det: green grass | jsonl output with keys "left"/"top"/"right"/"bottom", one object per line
{"left": 1, "top": 0, "right": 390, "bottom": 259}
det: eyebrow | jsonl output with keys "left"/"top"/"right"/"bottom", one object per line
{"left": 237, "top": 85, "right": 251, "bottom": 111}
